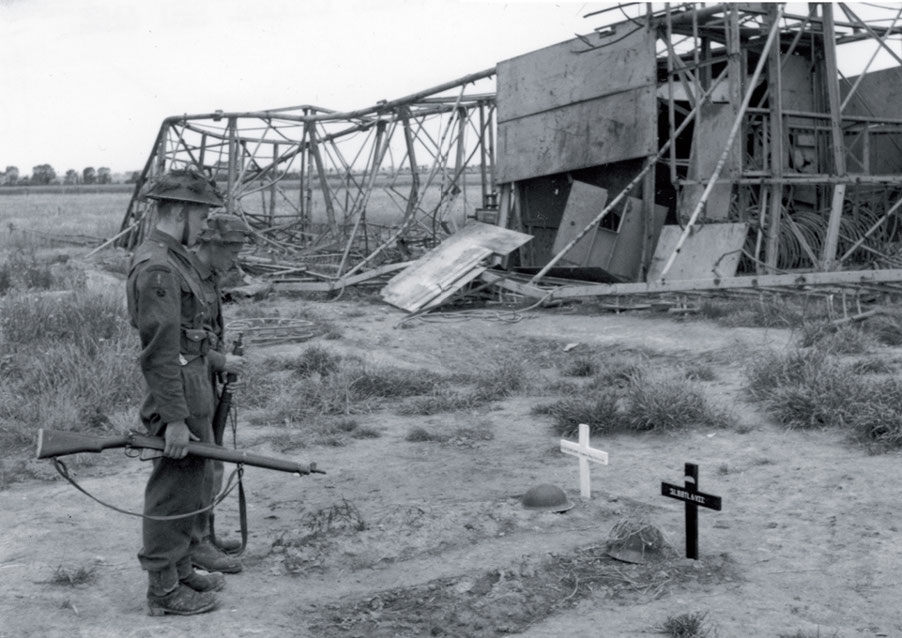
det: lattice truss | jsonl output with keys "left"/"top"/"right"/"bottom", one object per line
{"left": 652, "top": 2, "right": 902, "bottom": 275}
{"left": 525, "top": 2, "right": 902, "bottom": 295}
{"left": 118, "top": 70, "right": 497, "bottom": 281}
{"left": 629, "top": 2, "right": 897, "bottom": 275}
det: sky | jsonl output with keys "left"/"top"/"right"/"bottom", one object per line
{"left": 0, "top": 0, "right": 617, "bottom": 174}
{"left": 2, "top": 1, "right": 900, "bottom": 176}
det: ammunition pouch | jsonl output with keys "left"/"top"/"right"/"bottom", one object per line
{"left": 181, "top": 328, "right": 216, "bottom": 357}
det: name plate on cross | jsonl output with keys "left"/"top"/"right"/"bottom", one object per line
{"left": 560, "top": 423, "right": 608, "bottom": 498}
{"left": 661, "top": 462, "right": 722, "bottom": 560}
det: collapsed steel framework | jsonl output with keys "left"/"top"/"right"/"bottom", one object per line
{"left": 117, "top": 69, "right": 498, "bottom": 287}
{"left": 497, "top": 2, "right": 902, "bottom": 302}
{"left": 118, "top": 3, "right": 902, "bottom": 303}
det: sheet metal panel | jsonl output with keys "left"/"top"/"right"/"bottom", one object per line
{"left": 842, "top": 66, "right": 902, "bottom": 174}
{"left": 380, "top": 221, "right": 532, "bottom": 312}
{"left": 497, "top": 87, "right": 656, "bottom": 183}
{"left": 679, "top": 103, "right": 738, "bottom": 221}
{"left": 646, "top": 223, "right": 749, "bottom": 281}
{"left": 496, "top": 27, "right": 657, "bottom": 183}
{"left": 497, "top": 27, "right": 656, "bottom": 124}
{"left": 552, "top": 181, "right": 609, "bottom": 266}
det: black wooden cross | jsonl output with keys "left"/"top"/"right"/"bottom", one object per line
{"left": 661, "top": 462, "right": 722, "bottom": 560}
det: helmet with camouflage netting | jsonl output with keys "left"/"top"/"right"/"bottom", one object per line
{"left": 143, "top": 167, "right": 225, "bottom": 207}
{"left": 198, "top": 213, "right": 254, "bottom": 245}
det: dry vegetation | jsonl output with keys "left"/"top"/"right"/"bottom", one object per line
{"left": 4, "top": 191, "right": 902, "bottom": 635}
{"left": 5, "top": 193, "right": 902, "bottom": 459}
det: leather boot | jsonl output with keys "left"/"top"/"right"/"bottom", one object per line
{"left": 147, "top": 571, "right": 218, "bottom": 616}
{"left": 180, "top": 570, "right": 226, "bottom": 593}
{"left": 192, "top": 539, "right": 243, "bottom": 574}
{"left": 213, "top": 536, "right": 243, "bottom": 555}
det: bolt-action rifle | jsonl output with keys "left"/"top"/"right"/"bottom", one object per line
{"left": 36, "top": 428, "right": 324, "bottom": 475}
{"left": 212, "top": 332, "right": 243, "bottom": 446}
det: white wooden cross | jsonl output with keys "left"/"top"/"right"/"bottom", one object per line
{"left": 560, "top": 423, "right": 608, "bottom": 498}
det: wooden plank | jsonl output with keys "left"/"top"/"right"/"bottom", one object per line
{"left": 497, "top": 87, "right": 657, "bottom": 183}
{"left": 496, "top": 28, "right": 655, "bottom": 123}
{"left": 549, "top": 267, "right": 902, "bottom": 299}
{"left": 647, "top": 223, "right": 749, "bottom": 281}
{"left": 271, "top": 261, "right": 412, "bottom": 293}
{"left": 477, "top": 271, "right": 552, "bottom": 299}
{"left": 552, "top": 182, "right": 609, "bottom": 266}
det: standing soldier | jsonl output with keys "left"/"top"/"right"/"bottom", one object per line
{"left": 126, "top": 168, "right": 226, "bottom": 616}
{"left": 189, "top": 213, "right": 252, "bottom": 574}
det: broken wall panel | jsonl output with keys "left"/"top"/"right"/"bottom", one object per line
{"left": 842, "top": 66, "right": 902, "bottom": 175}
{"left": 380, "top": 221, "right": 532, "bottom": 312}
{"left": 496, "top": 27, "right": 657, "bottom": 183}
{"left": 595, "top": 197, "right": 668, "bottom": 281}
{"left": 551, "top": 181, "right": 609, "bottom": 266}
{"left": 679, "top": 103, "right": 739, "bottom": 221}
{"left": 497, "top": 89, "right": 657, "bottom": 184}
{"left": 496, "top": 26, "right": 656, "bottom": 124}
{"left": 646, "top": 223, "right": 749, "bottom": 281}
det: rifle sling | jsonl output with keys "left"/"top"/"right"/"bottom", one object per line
{"left": 210, "top": 384, "right": 248, "bottom": 554}
{"left": 210, "top": 466, "right": 248, "bottom": 556}
{"left": 51, "top": 457, "right": 242, "bottom": 521}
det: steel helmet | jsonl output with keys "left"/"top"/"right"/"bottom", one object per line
{"left": 143, "top": 168, "right": 225, "bottom": 207}
{"left": 521, "top": 484, "right": 574, "bottom": 513}
{"left": 198, "top": 213, "right": 253, "bottom": 244}
{"left": 605, "top": 519, "right": 671, "bottom": 564}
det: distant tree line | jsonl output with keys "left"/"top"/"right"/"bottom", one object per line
{"left": 0, "top": 164, "right": 133, "bottom": 186}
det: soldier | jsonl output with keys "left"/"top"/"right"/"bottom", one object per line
{"left": 189, "top": 213, "right": 252, "bottom": 574}
{"left": 126, "top": 168, "right": 227, "bottom": 616}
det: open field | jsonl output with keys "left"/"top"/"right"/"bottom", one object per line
{"left": 1, "top": 194, "right": 902, "bottom": 637}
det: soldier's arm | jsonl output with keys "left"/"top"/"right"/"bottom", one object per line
{"left": 207, "top": 281, "right": 227, "bottom": 374}
{"left": 134, "top": 265, "right": 190, "bottom": 428}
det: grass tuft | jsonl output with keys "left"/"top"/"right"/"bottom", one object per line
{"left": 798, "top": 322, "right": 874, "bottom": 354}
{"left": 562, "top": 357, "right": 599, "bottom": 377}
{"left": 658, "top": 611, "right": 711, "bottom": 638}
{"left": 697, "top": 297, "right": 808, "bottom": 328}
{"left": 405, "top": 426, "right": 448, "bottom": 442}
{"left": 539, "top": 364, "right": 729, "bottom": 437}
{"left": 49, "top": 564, "right": 97, "bottom": 587}
{"left": 746, "top": 346, "right": 902, "bottom": 449}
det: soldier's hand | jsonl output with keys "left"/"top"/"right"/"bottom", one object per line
{"left": 223, "top": 354, "right": 247, "bottom": 377}
{"left": 163, "top": 421, "right": 198, "bottom": 459}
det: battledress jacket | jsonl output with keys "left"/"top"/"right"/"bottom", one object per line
{"left": 126, "top": 229, "right": 216, "bottom": 437}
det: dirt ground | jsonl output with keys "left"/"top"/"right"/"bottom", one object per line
{"left": 2, "top": 278, "right": 902, "bottom": 638}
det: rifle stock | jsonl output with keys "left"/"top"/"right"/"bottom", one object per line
{"left": 36, "top": 429, "right": 324, "bottom": 476}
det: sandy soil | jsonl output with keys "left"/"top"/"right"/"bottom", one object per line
{"left": 2, "top": 290, "right": 901, "bottom": 638}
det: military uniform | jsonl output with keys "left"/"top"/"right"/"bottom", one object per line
{"left": 189, "top": 253, "right": 227, "bottom": 551}
{"left": 188, "top": 213, "right": 253, "bottom": 568}
{"left": 126, "top": 228, "right": 218, "bottom": 589}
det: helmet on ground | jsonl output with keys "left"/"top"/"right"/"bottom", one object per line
{"left": 198, "top": 213, "right": 253, "bottom": 244}
{"left": 521, "top": 484, "right": 574, "bottom": 513}
{"left": 143, "top": 168, "right": 225, "bottom": 207}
